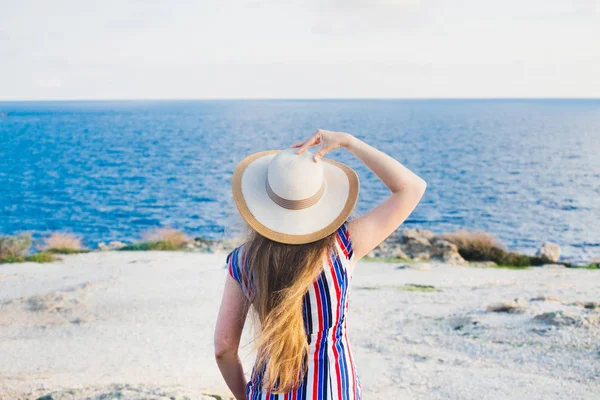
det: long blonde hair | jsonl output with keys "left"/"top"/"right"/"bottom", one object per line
{"left": 245, "top": 229, "right": 337, "bottom": 393}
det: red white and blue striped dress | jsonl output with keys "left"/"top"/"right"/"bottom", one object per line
{"left": 226, "top": 221, "right": 362, "bottom": 400}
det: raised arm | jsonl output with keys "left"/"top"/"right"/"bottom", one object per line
{"left": 342, "top": 134, "right": 426, "bottom": 263}
{"left": 292, "top": 129, "right": 427, "bottom": 265}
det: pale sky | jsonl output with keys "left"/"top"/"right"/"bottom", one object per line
{"left": 1, "top": 0, "right": 599, "bottom": 100}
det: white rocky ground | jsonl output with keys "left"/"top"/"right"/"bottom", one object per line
{"left": 0, "top": 251, "right": 598, "bottom": 400}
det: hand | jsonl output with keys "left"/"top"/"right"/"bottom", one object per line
{"left": 289, "top": 129, "right": 351, "bottom": 162}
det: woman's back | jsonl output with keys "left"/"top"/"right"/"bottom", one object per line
{"left": 227, "top": 222, "right": 362, "bottom": 399}
{"left": 215, "top": 130, "right": 426, "bottom": 400}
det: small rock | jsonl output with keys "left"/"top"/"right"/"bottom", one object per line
{"left": 591, "top": 256, "right": 600, "bottom": 266}
{"left": 430, "top": 238, "right": 466, "bottom": 264}
{"left": 413, "top": 253, "right": 431, "bottom": 262}
{"left": 409, "top": 353, "right": 429, "bottom": 362}
{"left": 486, "top": 298, "right": 527, "bottom": 313}
{"left": 184, "top": 242, "right": 196, "bottom": 250}
{"left": 470, "top": 261, "right": 497, "bottom": 267}
{"left": 108, "top": 241, "right": 126, "bottom": 250}
{"left": 536, "top": 242, "right": 561, "bottom": 262}
{"left": 449, "top": 315, "right": 481, "bottom": 332}
{"left": 583, "top": 302, "right": 600, "bottom": 310}
{"left": 441, "top": 251, "right": 466, "bottom": 265}
{"left": 396, "top": 262, "right": 431, "bottom": 271}
{"left": 97, "top": 242, "right": 109, "bottom": 251}
{"left": 541, "top": 263, "right": 566, "bottom": 269}
{"left": 408, "top": 263, "right": 431, "bottom": 271}
{"left": 531, "top": 327, "right": 553, "bottom": 335}
{"left": 530, "top": 296, "right": 560, "bottom": 302}
{"left": 533, "top": 311, "right": 580, "bottom": 327}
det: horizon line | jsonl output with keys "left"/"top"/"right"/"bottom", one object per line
{"left": 1, "top": 96, "right": 600, "bottom": 103}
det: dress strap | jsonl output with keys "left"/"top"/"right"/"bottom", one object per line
{"left": 226, "top": 244, "right": 253, "bottom": 300}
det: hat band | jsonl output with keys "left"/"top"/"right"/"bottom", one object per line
{"left": 266, "top": 178, "right": 325, "bottom": 210}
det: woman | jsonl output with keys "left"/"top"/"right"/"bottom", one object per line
{"left": 214, "top": 129, "right": 426, "bottom": 399}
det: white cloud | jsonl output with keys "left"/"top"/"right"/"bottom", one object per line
{"left": 36, "top": 79, "right": 62, "bottom": 88}
{"left": 0, "top": 0, "right": 598, "bottom": 99}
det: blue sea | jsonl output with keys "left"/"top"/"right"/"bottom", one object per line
{"left": 0, "top": 100, "right": 599, "bottom": 262}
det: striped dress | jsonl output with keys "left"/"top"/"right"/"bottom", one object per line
{"left": 226, "top": 222, "right": 362, "bottom": 400}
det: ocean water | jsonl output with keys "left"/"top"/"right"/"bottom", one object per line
{"left": 0, "top": 99, "right": 599, "bottom": 262}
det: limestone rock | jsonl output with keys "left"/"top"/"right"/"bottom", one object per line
{"left": 413, "top": 253, "right": 431, "bottom": 262}
{"left": 369, "top": 241, "right": 409, "bottom": 259}
{"left": 533, "top": 311, "right": 599, "bottom": 327}
{"left": 211, "top": 238, "right": 241, "bottom": 254}
{"left": 535, "top": 242, "right": 561, "bottom": 262}
{"left": 541, "top": 263, "right": 566, "bottom": 269}
{"left": 407, "top": 263, "right": 431, "bottom": 272}
{"left": 470, "top": 261, "right": 497, "bottom": 267}
{"left": 591, "top": 256, "right": 600, "bottom": 266}
{"left": 192, "top": 237, "right": 242, "bottom": 254}
{"left": 430, "top": 238, "right": 466, "bottom": 264}
{"left": 449, "top": 315, "right": 483, "bottom": 334}
{"left": 398, "top": 228, "right": 433, "bottom": 259}
{"left": 391, "top": 247, "right": 409, "bottom": 259}
{"left": 486, "top": 298, "right": 527, "bottom": 313}
{"left": 108, "top": 241, "right": 126, "bottom": 250}
{"left": 98, "top": 241, "right": 126, "bottom": 251}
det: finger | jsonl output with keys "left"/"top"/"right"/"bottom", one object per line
{"left": 313, "top": 148, "right": 326, "bottom": 162}
{"left": 289, "top": 141, "right": 304, "bottom": 148}
{"left": 295, "top": 134, "right": 318, "bottom": 154}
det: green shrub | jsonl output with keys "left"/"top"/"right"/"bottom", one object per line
{"left": 150, "top": 240, "right": 181, "bottom": 251}
{"left": 143, "top": 228, "right": 190, "bottom": 249}
{"left": 569, "top": 264, "right": 599, "bottom": 270}
{"left": 0, "top": 255, "right": 25, "bottom": 264}
{"left": 41, "top": 233, "right": 85, "bottom": 253}
{"left": 25, "top": 252, "right": 57, "bottom": 263}
{"left": 0, "top": 233, "right": 32, "bottom": 259}
{"left": 444, "top": 229, "right": 551, "bottom": 267}
{"left": 119, "top": 229, "right": 191, "bottom": 251}
{"left": 119, "top": 241, "right": 182, "bottom": 251}
{"left": 499, "top": 252, "right": 546, "bottom": 267}
{"left": 0, "top": 252, "right": 57, "bottom": 264}
{"left": 443, "top": 230, "right": 505, "bottom": 259}
{"left": 120, "top": 242, "right": 151, "bottom": 251}
{"left": 401, "top": 284, "right": 439, "bottom": 292}
{"left": 46, "top": 248, "right": 90, "bottom": 254}
{"left": 119, "top": 242, "right": 159, "bottom": 251}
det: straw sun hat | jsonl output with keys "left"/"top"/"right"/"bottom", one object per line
{"left": 232, "top": 148, "right": 359, "bottom": 244}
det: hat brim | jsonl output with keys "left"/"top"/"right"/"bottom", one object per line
{"left": 232, "top": 150, "right": 359, "bottom": 244}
